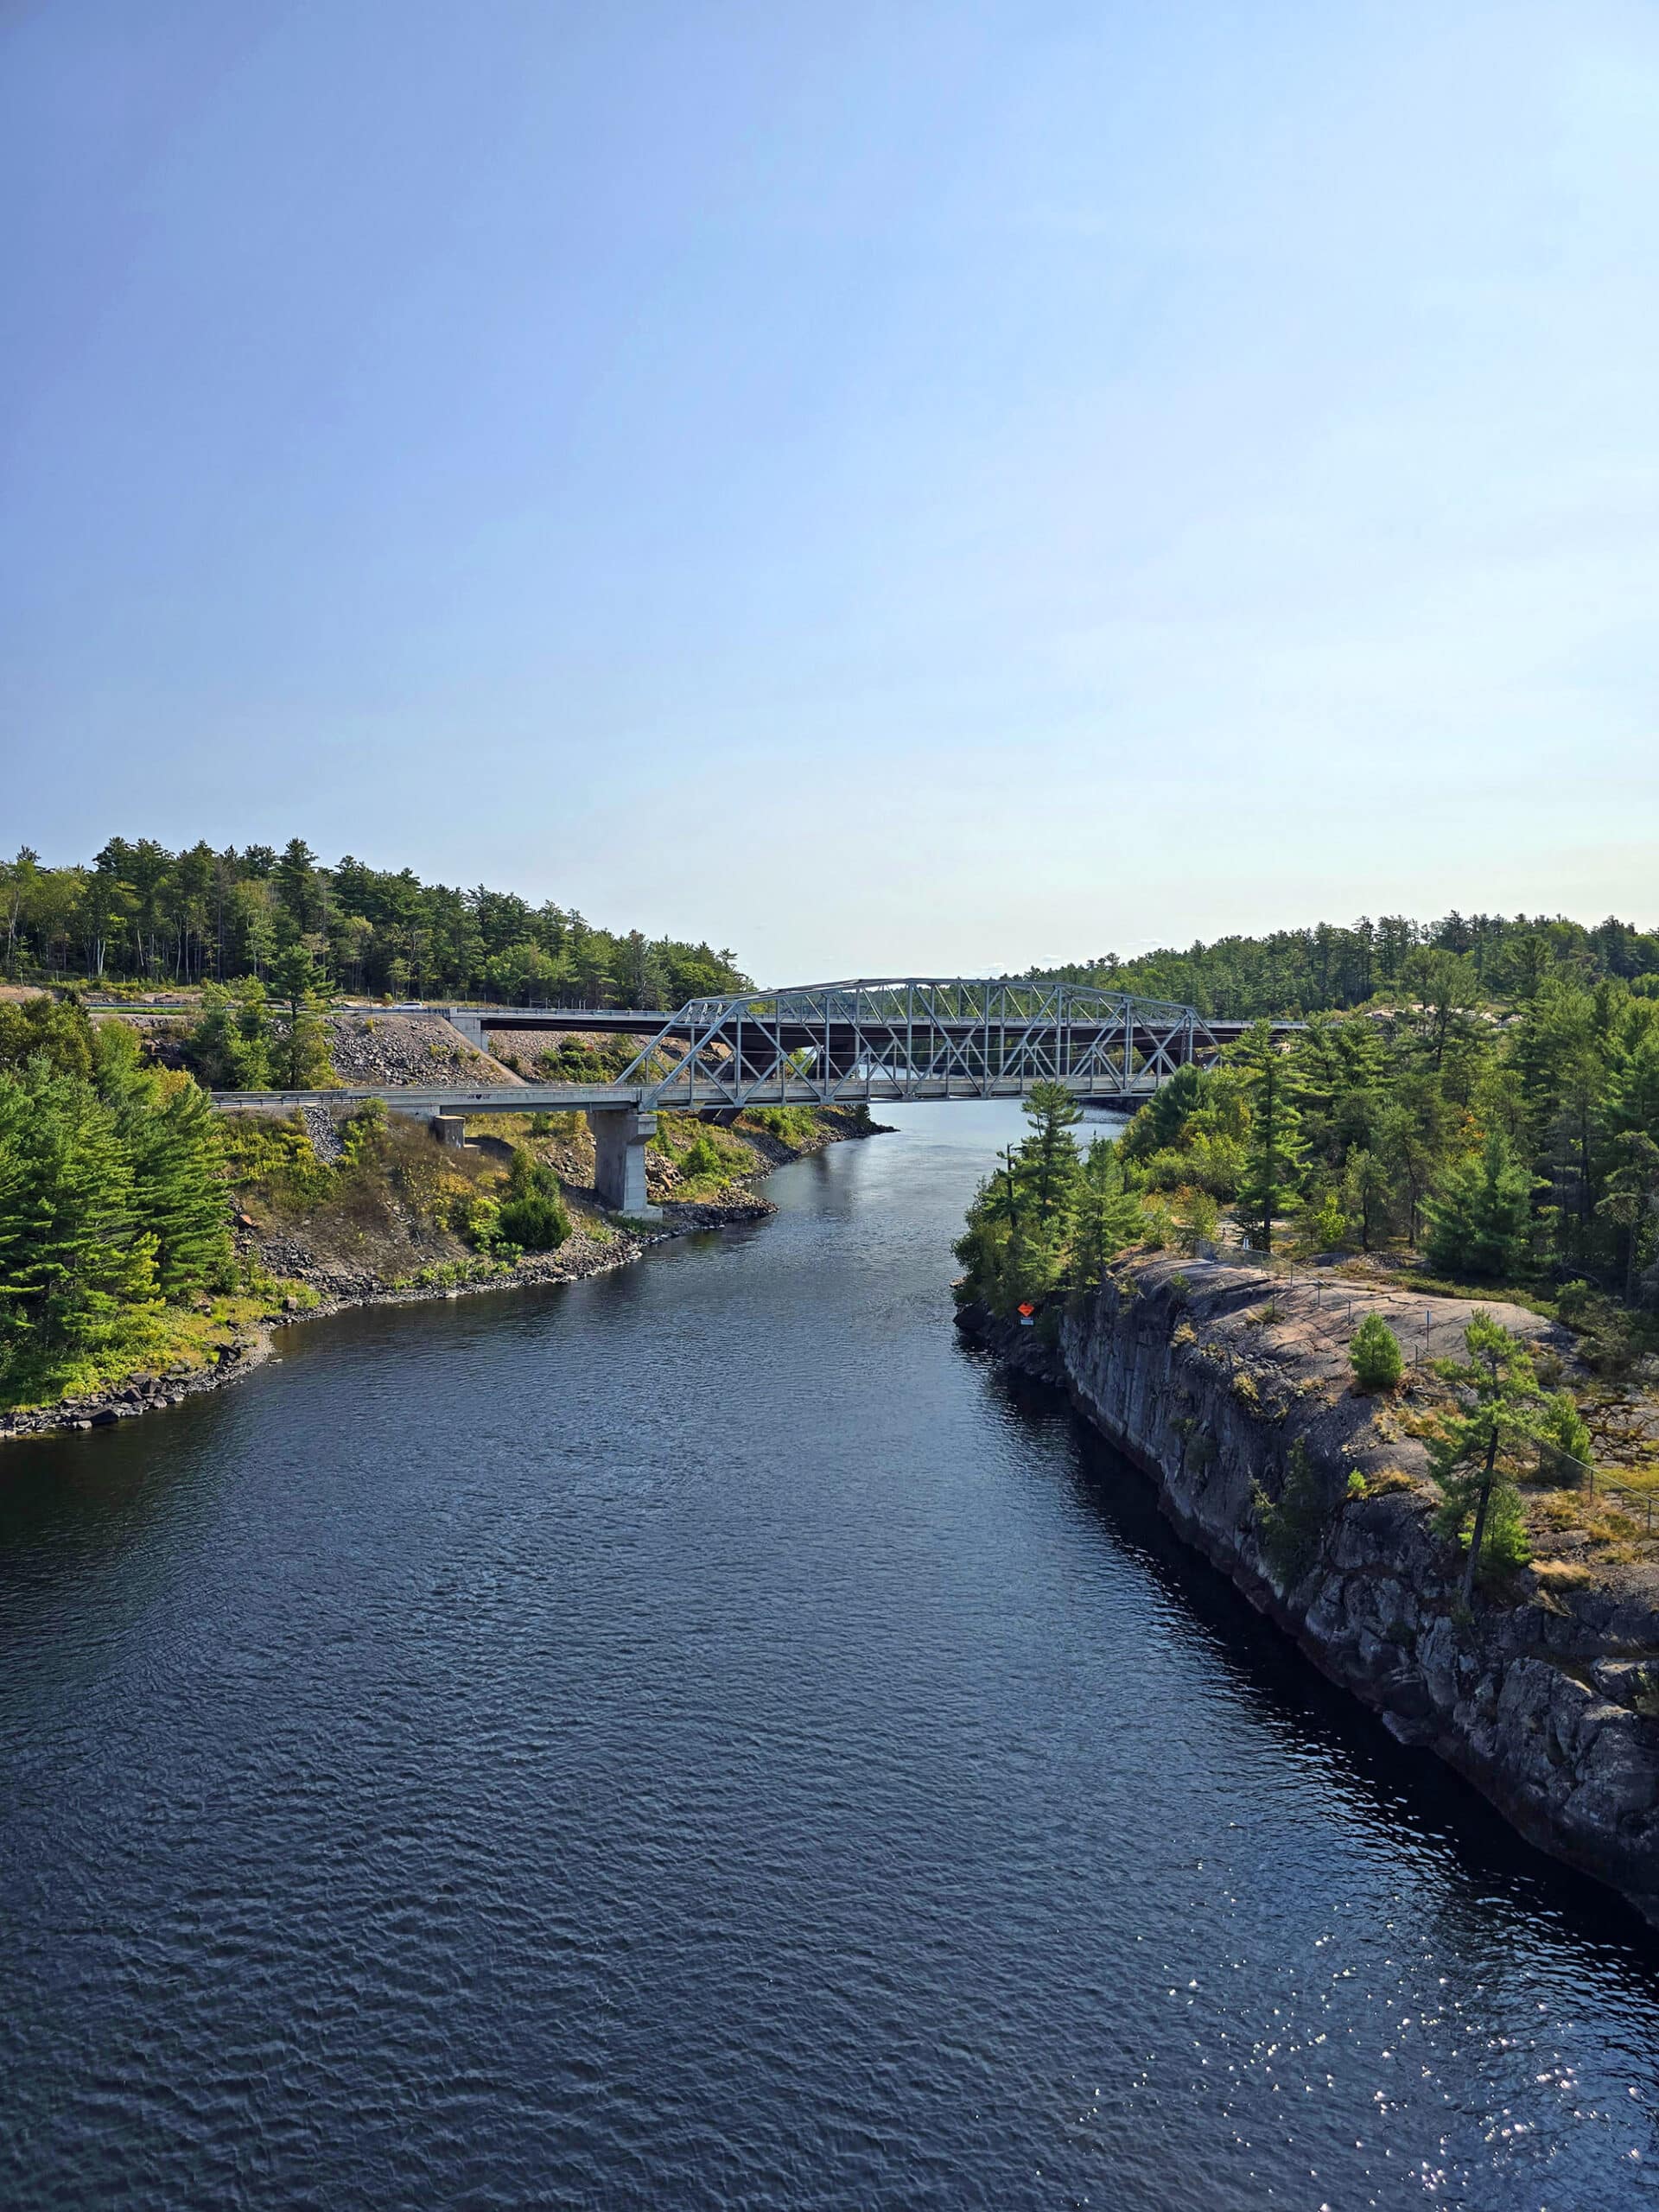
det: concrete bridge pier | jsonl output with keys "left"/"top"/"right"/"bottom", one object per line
{"left": 448, "top": 1007, "right": 490, "bottom": 1055}
{"left": 589, "top": 1107, "right": 658, "bottom": 1216}
{"left": 390, "top": 1108, "right": 467, "bottom": 1147}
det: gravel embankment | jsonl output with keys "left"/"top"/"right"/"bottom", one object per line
{"left": 326, "top": 1011, "right": 524, "bottom": 1086}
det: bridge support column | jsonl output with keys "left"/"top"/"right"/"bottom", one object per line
{"left": 448, "top": 1007, "right": 489, "bottom": 1054}
{"left": 389, "top": 1108, "right": 468, "bottom": 1147}
{"left": 589, "top": 1107, "right": 658, "bottom": 1216}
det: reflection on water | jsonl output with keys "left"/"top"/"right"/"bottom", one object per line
{"left": 3, "top": 1103, "right": 1656, "bottom": 2211}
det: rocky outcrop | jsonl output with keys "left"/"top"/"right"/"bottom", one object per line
{"left": 960, "top": 1256, "right": 1659, "bottom": 1924}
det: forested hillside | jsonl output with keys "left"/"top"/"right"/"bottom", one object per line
{"left": 1, "top": 838, "right": 747, "bottom": 1009}
{"left": 958, "top": 974, "right": 1659, "bottom": 1334}
{"left": 1035, "top": 912, "right": 1659, "bottom": 1018}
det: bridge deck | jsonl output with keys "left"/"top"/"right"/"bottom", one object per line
{"left": 213, "top": 1075, "right": 1167, "bottom": 1116}
{"left": 211, "top": 978, "right": 1271, "bottom": 1120}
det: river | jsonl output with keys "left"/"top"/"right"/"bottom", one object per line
{"left": 3, "top": 1103, "right": 1657, "bottom": 2209}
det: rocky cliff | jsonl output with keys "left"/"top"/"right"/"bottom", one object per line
{"left": 960, "top": 1255, "right": 1659, "bottom": 1925}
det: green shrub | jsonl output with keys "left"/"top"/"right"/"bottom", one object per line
{"left": 1537, "top": 1390, "right": 1593, "bottom": 1483}
{"left": 222, "top": 1110, "right": 334, "bottom": 1206}
{"left": 339, "top": 1097, "right": 386, "bottom": 1166}
{"left": 678, "top": 1132, "right": 727, "bottom": 1184}
{"left": 498, "top": 1192, "right": 568, "bottom": 1249}
{"left": 1350, "top": 1313, "right": 1403, "bottom": 1392}
{"left": 496, "top": 1147, "right": 570, "bottom": 1251}
{"left": 1178, "top": 1191, "right": 1219, "bottom": 1255}
{"left": 745, "top": 1104, "right": 817, "bottom": 1147}
{"left": 452, "top": 1191, "right": 501, "bottom": 1245}
{"left": 1255, "top": 1439, "right": 1332, "bottom": 1586}
{"left": 1306, "top": 1188, "right": 1347, "bottom": 1252}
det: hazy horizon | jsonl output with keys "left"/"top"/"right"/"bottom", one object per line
{"left": 5, "top": 2, "right": 1656, "bottom": 976}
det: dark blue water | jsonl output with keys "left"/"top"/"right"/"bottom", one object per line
{"left": 3, "top": 1103, "right": 1657, "bottom": 2209}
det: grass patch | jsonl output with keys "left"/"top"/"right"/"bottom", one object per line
{"left": 741, "top": 1104, "right": 820, "bottom": 1149}
{"left": 655, "top": 1113, "right": 758, "bottom": 1199}
{"left": 0, "top": 1280, "right": 308, "bottom": 1415}
{"left": 1532, "top": 1558, "right": 1594, "bottom": 1589}
{"left": 1392, "top": 1268, "right": 1561, "bottom": 1320}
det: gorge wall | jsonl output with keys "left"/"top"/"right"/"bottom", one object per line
{"left": 960, "top": 1256, "right": 1659, "bottom": 1926}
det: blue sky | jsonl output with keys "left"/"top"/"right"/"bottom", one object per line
{"left": 3, "top": 1, "right": 1656, "bottom": 980}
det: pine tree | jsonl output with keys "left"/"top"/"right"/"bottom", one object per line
{"left": 1234, "top": 1020, "right": 1308, "bottom": 1252}
{"left": 1537, "top": 1389, "right": 1594, "bottom": 1484}
{"left": 1421, "top": 1128, "right": 1535, "bottom": 1279}
{"left": 1429, "top": 1312, "right": 1542, "bottom": 1604}
{"left": 1120, "top": 1063, "right": 1208, "bottom": 1162}
{"left": 1016, "top": 1081, "right": 1084, "bottom": 1230}
{"left": 1597, "top": 1130, "right": 1659, "bottom": 1303}
{"left": 188, "top": 979, "right": 275, "bottom": 1089}
{"left": 1340, "top": 1147, "right": 1393, "bottom": 1250}
{"left": 123, "top": 1079, "right": 232, "bottom": 1300}
{"left": 1072, "top": 1136, "right": 1146, "bottom": 1285}
{"left": 1349, "top": 1313, "right": 1403, "bottom": 1391}
{"left": 273, "top": 837, "right": 320, "bottom": 936}
{"left": 270, "top": 947, "right": 333, "bottom": 1090}
{"left": 0, "top": 1070, "right": 158, "bottom": 1379}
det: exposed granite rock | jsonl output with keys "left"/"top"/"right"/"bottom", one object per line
{"left": 959, "top": 1255, "right": 1659, "bottom": 1925}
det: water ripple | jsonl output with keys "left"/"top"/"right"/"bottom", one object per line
{"left": 3, "top": 1105, "right": 1658, "bottom": 2209}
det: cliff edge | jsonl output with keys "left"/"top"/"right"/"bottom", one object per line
{"left": 960, "top": 1255, "right": 1659, "bottom": 1924}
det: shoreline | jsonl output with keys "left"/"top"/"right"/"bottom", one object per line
{"left": 2, "top": 1116, "right": 887, "bottom": 1446}
{"left": 958, "top": 1258, "right": 1659, "bottom": 1929}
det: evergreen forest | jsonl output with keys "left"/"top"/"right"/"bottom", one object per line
{"left": 1, "top": 838, "right": 747, "bottom": 1009}
{"left": 1035, "top": 911, "right": 1659, "bottom": 1018}
{"left": 957, "top": 974, "right": 1659, "bottom": 1342}
{"left": 0, "top": 996, "right": 232, "bottom": 1407}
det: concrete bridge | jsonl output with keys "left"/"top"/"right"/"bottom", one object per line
{"left": 215, "top": 978, "right": 1248, "bottom": 1213}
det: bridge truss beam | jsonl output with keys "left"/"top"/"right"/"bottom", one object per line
{"left": 623, "top": 978, "right": 1224, "bottom": 1112}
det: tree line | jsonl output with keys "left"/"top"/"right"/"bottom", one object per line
{"left": 957, "top": 968, "right": 1659, "bottom": 1325}
{"left": 1033, "top": 911, "right": 1659, "bottom": 1019}
{"left": 1, "top": 838, "right": 748, "bottom": 1009}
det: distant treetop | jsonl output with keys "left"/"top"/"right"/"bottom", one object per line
{"left": 1028, "top": 912, "right": 1659, "bottom": 1019}
{"left": 1, "top": 837, "right": 748, "bottom": 1013}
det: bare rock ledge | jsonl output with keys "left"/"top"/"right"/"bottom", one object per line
{"left": 958, "top": 1254, "right": 1659, "bottom": 1927}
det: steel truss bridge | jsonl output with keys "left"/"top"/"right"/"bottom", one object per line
{"left": 213, "top": 980, "right": 1246, "bottom": 1210}
{"left": 217, "top": 978, "right": 1243, "bottom": 1117}
{"left": 606, "top": 977, "right": 1227, "bottom": 1110}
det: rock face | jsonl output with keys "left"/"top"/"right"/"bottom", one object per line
{"left": 960, "top": 1256, "right": 1659, "bottom": 1925}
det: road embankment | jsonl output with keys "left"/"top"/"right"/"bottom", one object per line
{"left": 958, "top": 1255, "right": 1659, "bottom": 1926}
